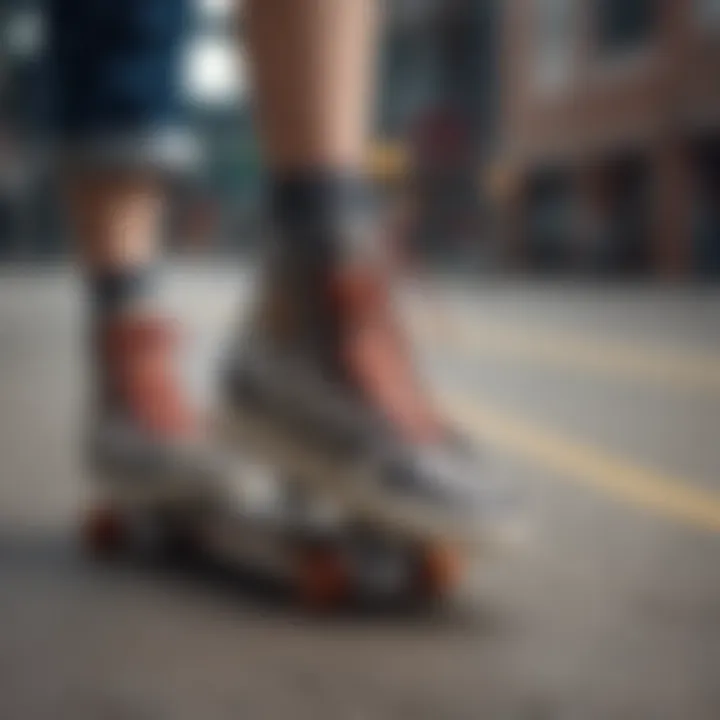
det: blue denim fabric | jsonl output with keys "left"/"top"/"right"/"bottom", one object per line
{"left": 48, "top": 0, "right": 192, "bottom": 167}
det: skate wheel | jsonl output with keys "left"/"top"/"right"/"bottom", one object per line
{"left": 296, "top": 548, "right": 351, "bottom": 611}
{"left": 81, "top": 506, "right": 126, "bottom": 558}
{"left": 415, "top": 543, "right": 463, "bottom": 598}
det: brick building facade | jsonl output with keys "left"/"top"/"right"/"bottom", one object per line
{"left": 495, "top": 0, "right": 720, "bottom": 276}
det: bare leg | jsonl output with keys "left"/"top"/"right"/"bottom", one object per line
{"left": 246, "top": 0, "right": 379, "bottom": 172}
{"left": 67, "top": 171, "right": 162, "bottom": 275}
{"left": 51, "top": 0, "right": 220, "bottom": 524}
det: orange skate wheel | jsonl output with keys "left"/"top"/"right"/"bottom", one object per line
{"left": 416, "top": 543, "right": 463, "bottom": 598}
{"left": 296, "top": 547, "right": 352, "bottom": 611}
{"left": 81, "top": 505, "right": 126, "bottom": 558}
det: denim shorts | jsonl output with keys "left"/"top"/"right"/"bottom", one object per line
{"left": 48, "top": 0, "right": 197, "bottom": 171}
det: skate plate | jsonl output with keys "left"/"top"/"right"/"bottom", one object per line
{"left": 218, "top": 407, "right": 518, "bottom": 556}
{"left": 82, "top": 460, "right": 468, "bottom": 610}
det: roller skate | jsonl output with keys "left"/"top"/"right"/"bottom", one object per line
{"left": 81, "top": 314, "right": 224, "bottom": 559}
{"left": 218, "top": 207, "right": 519, "bottom": 609}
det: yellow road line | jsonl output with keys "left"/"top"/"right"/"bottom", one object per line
{"left": 202, "top": 295, "right": 720, "bottom": 531}
{"left": 413, "top": 310, "right": 720, "bottom": 395}
{"left": 442, "top": 391, "right": 720, "bottom": 534}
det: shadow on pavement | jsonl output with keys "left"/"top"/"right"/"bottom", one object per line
{"left": 0, "top": 526, "right": 512, "bottom": 636}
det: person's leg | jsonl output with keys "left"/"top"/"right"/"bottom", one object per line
{"left": 243, "top": 0, "right": 439, "bottom": 436}
{"left": 51, "top": 0, "right": 192, "bottom": 272}
{"left": 50, "top": 0, "right": 214, "bottom": 480}
{"left": 246, "top": 0, "right": 377, "bottom": 171}
{"left": 50, "top": 0, "right": 192, "bottom": 295}
{"left": 66, "top": 172, "right": 161, "bottom": 275}
{"left": 226, "top": 1, "right": 508, "bottom": 544}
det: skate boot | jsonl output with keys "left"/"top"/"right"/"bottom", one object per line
{"left": 85, "top": 314, "right": 222, "bottom": 506}
{"left": 222, "top": 185, "right": 517, "bottom": 554}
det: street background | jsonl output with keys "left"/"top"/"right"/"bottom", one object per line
{"left": 0, "top": 0, "right": 718, "bottom": 274}
{"left": 1, "top": 0, "right": 720, "bottom": 718}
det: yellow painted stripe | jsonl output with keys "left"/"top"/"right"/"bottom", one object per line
{"left": 199, "top": 295, "right": 720, "bottom": 531}
{"left": 413, "top": 310, "right": 720, "bottom": 395}
{"left": 442, "top": 391, "right": 720, "bottom": 534}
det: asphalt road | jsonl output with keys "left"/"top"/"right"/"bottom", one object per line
{"left": 1, "top": 265, "right": 720, "bottom": 719}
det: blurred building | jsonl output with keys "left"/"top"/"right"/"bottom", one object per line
{"left": 3, "top": 0, "right": 716, "bottom": 278}
{"left": 182, "top": 0, "right": 262, "bottom": 253}
{"left": 496, "top": 0, "right": 720, "bottom": 277}
{"left": 381, "top": 0, "right": 501, "bottom": 266}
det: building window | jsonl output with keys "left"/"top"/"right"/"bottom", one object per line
{"left": 533, "top": 0, "right": 576, "bottom": 91}
{"left": 596, "top": 0, "right": 657, "bottom": 54}
{"left": 696, "top": 0, "right": 720, "bottom": 25}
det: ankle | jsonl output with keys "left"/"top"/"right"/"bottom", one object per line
{"left": 89, "top": 265, "right": 158, "bottom": 323}
{"left": 270, "top": 171, "right": 376, "bottom": 265}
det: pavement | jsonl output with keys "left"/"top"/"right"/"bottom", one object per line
{"left": 1, "top": 264, "right": 720, "bottom": 719}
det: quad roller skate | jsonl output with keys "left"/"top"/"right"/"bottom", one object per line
{"left": 81, "top": 315, "right": 224, "bottom": 560}
{"left": 217, "top": 237, "right": 519, "bottom": 608}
